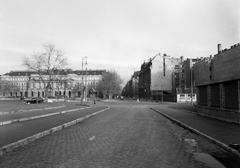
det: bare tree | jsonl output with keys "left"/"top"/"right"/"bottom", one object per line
{"left": 22, "top": 43, "right": 67, "bottom": 98}
{"left": 97, "top": 70, "right": 123, "bottom": 99}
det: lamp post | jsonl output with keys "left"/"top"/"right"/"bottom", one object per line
{"left": 85, "top": 57, "right": 88, "bottom": 105}
{"left": 81, "top": 56, "right": 88, "bottom": 105}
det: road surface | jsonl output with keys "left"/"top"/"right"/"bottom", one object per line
{"left": 0, "top": 100, "right": 239, "bottom": 167}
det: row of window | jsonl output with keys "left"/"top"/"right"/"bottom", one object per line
{"left": 72, "top": 76, "right": 102, "bottom": 80}
{"left": 2, "top": 77, "right": 28, "bottom": 81}
{"left": 29, "top": 81, "right": 98, "bottom": 89}
{"left": 2, "top": 76, "right": 102, "bottom": 82}
{"left": 1, "top": 81, "right": 99, "bottom": 89}
{"left": 2, "top": 73, "right": 102, "bottom": 79}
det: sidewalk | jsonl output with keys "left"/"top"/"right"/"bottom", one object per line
{"left": 151, "top": 103, "right": 240, "bottom": 155}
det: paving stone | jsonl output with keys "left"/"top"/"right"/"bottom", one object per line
{"left": 0, "top": 104, "right": 233, "bottom": 167}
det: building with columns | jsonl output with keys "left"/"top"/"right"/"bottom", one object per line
{"left": 0, "top": 69, "right": 106, "bottom": 98}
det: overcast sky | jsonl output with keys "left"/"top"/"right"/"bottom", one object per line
{"left": 0, "top": 0, "right": 239, "bottom": 83}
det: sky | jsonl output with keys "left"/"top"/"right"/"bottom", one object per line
{"left": 0, "top": 0, "right": 239, "bottom": 84}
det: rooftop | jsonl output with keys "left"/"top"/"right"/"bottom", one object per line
{"left": 3, "top": 69, "right": 106, "bottom": 76}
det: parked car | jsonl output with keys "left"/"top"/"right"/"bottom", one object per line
{"left": 24, "top": 97, "right": 44, "bottom": 104}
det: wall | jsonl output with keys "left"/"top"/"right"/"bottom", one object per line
{"left": 193, "top": 43, "right": 240, "bottom": 124}
{"left": 138, "top": 61, "right": 151, "bottom": 99}
{"left": 151, "top": 55, "right": 172, "bottom": 91}
{"left": 193, "top": 58, "right": 212, "bottom": 86}
{"left": 197, "top": 106, "right": 240, "bottom": 124}
{"left": 151, "top": 55, "right": 180, "bottom": 92}
{"left": 212, "top": 45, "right": 240, "bottom": 83}
{"left": 194, "top": 44, "right": 240, "bottom": 87}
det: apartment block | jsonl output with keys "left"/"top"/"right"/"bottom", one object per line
{"left": 122, "top": 71, "right": 139, "bottom": 99}
{"left": 122, "top": 54, "right": 198, "bottom": 102}
{"left": 151, "top": 54, "right": 181, "bottom": 101}
{"left": 137, "top": 54, "right": 182, "bottom": 101}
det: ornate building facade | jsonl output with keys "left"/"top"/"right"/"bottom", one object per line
{"left": 0, "top": 69, "right": 106, "bottom": 98}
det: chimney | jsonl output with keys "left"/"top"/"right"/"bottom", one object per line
{"left": 217, "top": 44, "right": 222, "bottom": 54}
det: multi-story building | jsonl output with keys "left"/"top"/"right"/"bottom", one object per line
{"left": 138, "top": 53, "right": 181, "bottom": 101}
{"left": 122, "top": 71, "right": 139, "bottom": 99}
{"left": 150, "top": 53, "right": 181, "bottom": 101}
{"left": 122, "top": 53, "right": 198, "bottom": 102}
{"left": 131, "top": 71, "right": 139, "bottom": 98}
{"left": 138, "top": 59, "right": 152, "bottom": 100}
{"left": 174, "top": 57, "right": 198, "bottom": 102}
{"left": 177, "top": 58, "right": 198, "bottom": 93}
{"left": 193, "top": 43, "right": 240, "bottom": 124}
{"left": 0, "top": 69, "right": 106, "bottom": 98}
{"left": 122, "top": 81, "right": 130, "bottom": 98}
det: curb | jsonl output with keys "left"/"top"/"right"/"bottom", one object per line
{"left": 0, "top": 104, "right": 66, "bottom": 115}
{"left": 0, "top": 106, "right": 91, "bottom": 126}
{"left": 0, "top": 106, "right": 110, "bottom": 156}
{"left": 150, "top": 107, "right": 240, "bottom": 159}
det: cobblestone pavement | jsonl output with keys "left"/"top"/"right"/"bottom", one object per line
{"left": 0, "top": 102, "right": 235, "bottom": 167}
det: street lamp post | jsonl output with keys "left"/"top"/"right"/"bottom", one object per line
{"left": 81, "top": 56, "right": 88, "bottom": 105}
{"left": 85, "top": 58, "right": 88, "bottom": 105}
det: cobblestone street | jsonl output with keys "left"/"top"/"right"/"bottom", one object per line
{"left": 0, "top": 103, "right": 235, "bottom": 167}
